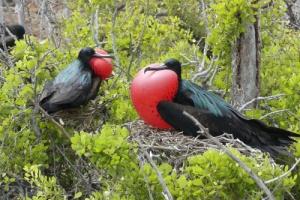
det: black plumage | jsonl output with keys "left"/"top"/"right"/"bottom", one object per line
{"left": 0, "top": 24, "right": 25, "bottom": 49}
{"left": 145, "top": 58, "right": 299, "bottom": 158}
{"left": 39, "top": 47, "right": 112, "bottom": 113}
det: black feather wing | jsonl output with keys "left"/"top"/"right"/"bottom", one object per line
{"left": 39, "top": 60, "right": 93, "bottom": 113}
{"left": 157, "top": 101, "right": 298, "bottom": 158}
{"left": 39, "top": 80, "right": 55, "bottom": 104}
{"left": 47, "top": 73, "right": 92, "bottom": 105}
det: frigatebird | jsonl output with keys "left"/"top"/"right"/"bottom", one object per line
{"left": 39, "top": 47, "right": 113, "bottom": 113}
{"left": 0, "top": 24, "right": 25, "bottom": 49}
{"left": 131, "top": 58, "right": 299, "bottom": 158}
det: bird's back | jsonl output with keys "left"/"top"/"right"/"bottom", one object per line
{"left": 161, "top": 79, "right": 299, "bottom": 159}
{"left": 39, "top": 60, "right": 93, "bottom": 113}
{"left": 176, "top": 80, "right": 236, "bottom": 117}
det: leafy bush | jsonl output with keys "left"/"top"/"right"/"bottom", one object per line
{"left": 0, "top": 0, "right": 299, "bottom": 199}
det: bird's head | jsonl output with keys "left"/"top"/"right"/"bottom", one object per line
{"left": 78, "top": 47, "right": 109, "bottom": 65}
{"left": 144, "top": 58, "right": 182, "bottom": 80}
{"left": 8, "top": 25, "right": 25, "bottom": 39}
{"left": 78, "top": 47, "right": 114, "bottom": 80}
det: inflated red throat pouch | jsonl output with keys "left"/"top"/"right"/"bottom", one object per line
{"left": 89, "top": 49, "right": 113, "bottom": 80}
{"left": 131, "top": 63, "right": 179, "bottom": 128}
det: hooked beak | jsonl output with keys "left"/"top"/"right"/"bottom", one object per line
{"left": 93, "top": 52, "right": 114, "bottom": 59}
{"left": 144, "top": 64, "right": 168, "bottom": 73}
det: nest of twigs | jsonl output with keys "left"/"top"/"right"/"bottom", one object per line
{"left": 127, "top": 120, "right": 272, "bottom": 168}
{"left": 40, "top": 98, "right": 275, "bottom": 169}
{"left": 47, "top": 97, "right": 110, "bottom": 132}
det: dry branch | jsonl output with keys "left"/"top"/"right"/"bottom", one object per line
{"left": 138, "top": 140, "right": 174, "bottom": 200}
{"left": 182, "top": 111, "right": 275, "bottom": 200}
{"left": 265, "top": 158, "right": 300, "bottom": 184}
{"left": 91, "top": 7, "right": 101, "bottom": 48}
{"left": 259, "top": 109, "right": 289, "bottom": 120}
{"left": 111, "top": 0, "right": 121, "bottom": 68}
{"left": 37, "top": 104, "right": 71, "bottom": 139}
{"left": 138, "top": 155, "right": 155, "bottom": 200}
{"left": 238, "top": 94, "right": 285, "bottom": 112}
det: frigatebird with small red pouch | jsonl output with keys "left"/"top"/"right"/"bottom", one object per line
{"left": 39, "top": 47, "right": 113, "bottom": 113}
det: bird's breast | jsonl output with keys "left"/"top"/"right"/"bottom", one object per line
{"left": 131, "top": 64, "right": 179, "bottom": 129}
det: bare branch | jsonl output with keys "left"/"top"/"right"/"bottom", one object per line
{"left": 200, "top": 0, "right": 209, "bottom": 34}
{"left": 91, "top": 7, "right": 101, "bottom": 48}
{"left": 31, "top": 48, "right": 57, "bottom": 140}
{"left": 182, "top": 111, "right": 275, "bottom": 200}
{"left": 265, "top": 158, "right": 300, "bottom": 184}
{"left": 208, "top": 65, "right": 219, "bottom": 86}
{"left": 138, "top": 155, "right": 155, "bottom": 200}
{"left": 238, "top": 94, "right": 285, "bottom": 112}
{"left": 138, "top": 141, "right": 173, "bottom": 200}
{"left": 37, "top": 103, "right": 71, "bottom": 139}
{"left": 259, "top": 109, "right": 289, "bottom": 120}
{"left": 111, "top": 0, "right": 121, "bottom": 67}
{"left": 284, "top": 0, "right": 300, "bottom": 30}
{"left": 15, "top": 0, "right": 26, "bottom": 27}
{"left": 126, "top": 0, "right": 149, "bottom": 79}
{"left": 0, "top": 0, "right": 4, "bottom": 24}
{"left": 55, "top": 144, "right": 92, "bottom": 192}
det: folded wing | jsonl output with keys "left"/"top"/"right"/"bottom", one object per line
{"left": 39, "top": 60, "right": 94, "bottom": 113}
{"left": 157, "top": 99, "right": 299, "bottom": 158}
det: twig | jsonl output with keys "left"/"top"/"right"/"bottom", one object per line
{"left": 4, "top": 27, "right": 18, "bottom": 41}
{"left": 15, "top": 0, "right": 25, "bottom": 26}
{"left": 0, "top": 25, "right": 14, "bottom": 67}
{"left": 0, "top": 0, "right": 3, "bottom": 24}
{"left": 55, "top": 144, "right": 92, "bottom": 192}
{"left": 182, "top": 111, "right": 275, "bottom": 200}
{"left": 37, "top": 103, "right": 71, "bottom": 139}
{"left": 259, "top": 109, "right": 289, "bottom": 120}
{"left": 238, "top": 94, "right": 285, "bottom": 112}
{"left": 31, "top": 48, "right": 57, "bottom": 139}
{"left": 31, "top": 106, "right": 42, "bottom": 140}
{"left": 126, "top": 0, "right": 149, "bottom": 79}
{"left": 138, "top": 141, "right": 173, "bottom": 200}
{"left": 91, "top": 6, "right": 101, "bottom": 48}
{"left": 265, "top": 158, "right": 300, "bottom": 184}
{"left": 111, "top": 0, "right": 121, "bottom": 68}
{"left": 208, "top": 65, "right": 218, "bottom": 86}
{"left": 284, "top": 188, "right": 296, "bottom": 200}
{"left": 128, "top": 120, "right": 265, "bottom": 166}
{"left": 107, "top": 0, "right": 131, "bottom": 89}
{"left": 200, "top": 42, "right": 208, "bottom": 71}
{"left": 138, "top": 155, "right": 155, "bottom": 200}
{"left": 200, "top": 0, "right": 209, "bottom": 34}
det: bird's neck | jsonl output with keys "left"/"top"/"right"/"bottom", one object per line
{"left": 78, "top": 59, "right": 92, "bottom": 70}
{"left": 173, "top": 79, "right": 182, "bottom": 100}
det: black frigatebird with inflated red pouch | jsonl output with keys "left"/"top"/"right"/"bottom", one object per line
{"left": 131, "top": 58, "right": 299, "bottom": 159}
{"left": 39, "top": 47, "right": 113, "bottom": 113}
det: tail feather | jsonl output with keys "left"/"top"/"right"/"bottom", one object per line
{"left": 248, "top": 119, "right": 299, "bottom": 138}
{"left": 40, "top": 101, "right": 61, "bottom": 114}
{"left": 157, "top": 101, "right": 299, "bottom": 161}
{"left": 245, "top": 118, "right": 299, "bottom": 148}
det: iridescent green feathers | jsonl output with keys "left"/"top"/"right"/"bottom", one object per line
{"left": 179, "top": 80, "right": 235, "bottom": 117}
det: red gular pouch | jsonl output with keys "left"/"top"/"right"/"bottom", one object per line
{"left": 89, "top": 49, "right": 113, "bottom": 80}
{"left": 131, "top": 63, "right": 179, "bottom": 129}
